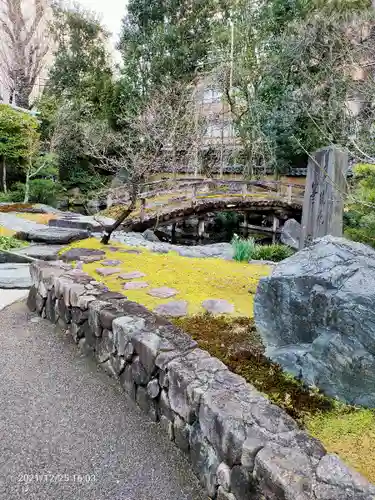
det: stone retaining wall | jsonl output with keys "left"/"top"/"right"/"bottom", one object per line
{"left": 28, "top": 260, "right": 375, "bottom": 500}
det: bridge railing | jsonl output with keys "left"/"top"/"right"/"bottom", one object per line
{"left": 108, "top": 178, "right": 305, "bottom": 211}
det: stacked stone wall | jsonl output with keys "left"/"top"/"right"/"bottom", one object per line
{"left": 28, "top": 260, "right": 375, "bottom": 500}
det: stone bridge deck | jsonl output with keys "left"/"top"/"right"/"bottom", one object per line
{"left": 114, "top": 179, "right": 304, "bottom": 231}
{"left": 123, "top": 194, "right": 303, "bottom": 232}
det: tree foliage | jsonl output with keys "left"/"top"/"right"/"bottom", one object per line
{"left": 49, "top": 4, "right": 113, "bottom": 115}
{"left": 214, "top": 0, "right": 375, "bottom": 175}
{"left": 43, "top": 5, "right": 116, "bottom": 191}
{"left": 118, "top": 0, "right": 229, "bottom": 100}
{"left": 0, "top": 104, "right": 39, "bottom": 161}
{"left": 345, "top": 164, "right": 375, "bottom": 247}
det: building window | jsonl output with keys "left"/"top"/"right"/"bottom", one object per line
{"left": 203, "top": 89, "right": 222, "bottom": 104}
{"left": 206, "top": 124, "right": 222, "bottom": 138}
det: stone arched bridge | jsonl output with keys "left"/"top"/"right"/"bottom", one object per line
{"left": 115, "top": 178, "right": 304, "bottom": 233}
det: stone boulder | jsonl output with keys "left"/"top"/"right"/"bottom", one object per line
{"left": 0, "top": 263, "right": 32, "bottom": 288}
{"left": 16, "top": 227, "right": 89, "bottom": 244}
{"left": 254, "top": 235, "right": 375, "bottom": 406}
{"left": 142, "top": 229, "right": 160, "bottom": 242}
{"left": 49, "top": 214, "right": 115, "bottom": 232}
{"left": 280, "top": 218, "right": 301, "bottom": 250}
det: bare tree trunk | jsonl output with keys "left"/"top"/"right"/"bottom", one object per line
{"left": 24, "top": 172, "right": 30, "bottom": 203}
{"left": 2, "top": 157, "right": 7, "bottom": 193}
{"left": 15, "top": 85, "right": 32, "bottom": 109}
{"left": 0, "top": 0, "right": 49, "bottom": 108}
{"left": 101, "top": 183, "right": 138, "bottom": 244}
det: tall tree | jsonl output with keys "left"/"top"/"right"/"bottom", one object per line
{"left": 118, "top": 0, "right": 229, "bottom": 97}
{"left": 0, "top": 0, "right": 50, "bottom": 107}
{"left": 45, "top": 5, "right": 115, "bottom": 186}
{"left": 216, "top": 0, "right": 375, "bottom": 175}
{"left": 48, "top": 4, "right": 114, "bottom": 115}
{"left": 0, "top": 103, "right": 39, "bottom": 192}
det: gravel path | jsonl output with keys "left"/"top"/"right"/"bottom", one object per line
{"left": 0, "top": 301, "right": 206, "bottom": 500}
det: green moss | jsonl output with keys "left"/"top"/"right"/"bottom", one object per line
{"left": 173, "top": 314, "right": 333, "bottom": 422}
{"left": 306, "top": 409, "right": 375, "bottom": 482}
{"left": 62, "top": 237, "right": 375, "bottom": 483}
{"left": 0, "top": 235, "right": 28, "bottom": 250}
{"left": 64, "top": 238, "right": 271, "bottom": 317}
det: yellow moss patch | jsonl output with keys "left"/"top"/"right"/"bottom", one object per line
{"left": 62, "top": 237, "right": 375, "bottom": 483}
{"left": 306, "top": 409, "right": 375, "bottom": 482}
{"left": 0, "top": 226, "right": 15, "bottom": 236}
{"left": 65, "top": 238, "right": 271, "bottom": 317}
{"left": 15, "top": 213, "right": 57, "bottom": 224}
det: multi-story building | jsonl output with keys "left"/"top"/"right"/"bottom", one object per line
{"left": 192, "top": 77, "right": 241, "bottom": 175}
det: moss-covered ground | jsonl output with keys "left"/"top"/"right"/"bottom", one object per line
{"left": 0, "top": 226, "right": 15, "bottom": 236}
{"left": 64, "top": 237, "right": 375, "bottom": 482}
{"left": 15, "top": 213, "right": 57, "bottom": 224}
{"left": 68, "top": 238, "right": 270, "bottom": 317}
{"left": 306, "top": 409, "right": 375, "bottom": 481}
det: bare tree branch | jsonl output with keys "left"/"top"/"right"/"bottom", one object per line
{"left": 0, "top": 0, "right": 50, "bottom": 107}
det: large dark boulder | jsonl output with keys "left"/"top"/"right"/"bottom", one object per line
{"left": 254, "top": 235, "right": 375, "bottom": 406}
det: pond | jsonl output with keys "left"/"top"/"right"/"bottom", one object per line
{"left": 153, "top": 211, "right": 276, "bottom": 246}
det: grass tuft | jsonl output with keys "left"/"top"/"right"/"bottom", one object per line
{"left": 0, "top": 235, "right": 26, "bottom": 250}
{"left": 231, "top": 234, "right": 294, "bottom": 262}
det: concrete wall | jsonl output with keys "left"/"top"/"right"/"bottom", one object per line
{"left": 28, "top": 260, "right": 375, "bottom": 500}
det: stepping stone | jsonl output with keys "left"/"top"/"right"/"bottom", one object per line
{"left": 124, "top": 281, "right": 149, "bottom": 290}
{"left": 118, "top": 249, "right": 141, "bottom": 254}
{"left": 0, "top": 263, "right": 32, "bottom": 289}
{"left": 16, "top": 244, "right": 65, "bottom": 261}
{"left": 202, "top": 299, "right": 234, "bottom": 315}
{"left": 101, "top": 259, "right": 122, "bottom": 266}
{"left": 148, "top": 287, "right": 178, "bottom": 299}
{"left": 16, "top": 228, "right": 89, "bottom": 245}
{"left": 119, "top": 271, "right": 146, "bottom": 280}
{"left": 96, "top": 267, "right": 121, "bottom": 277}
{"left": 154, "top": 301, "right": 188, "bottom": 317}
{"left": 61, "top": 248, "right": 105, "bottom": 262}
{"left": 80, "top": 255, "right": 103, "bottom": 263}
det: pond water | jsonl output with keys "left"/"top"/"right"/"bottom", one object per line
{"left": 154, "top": 212, "right": 276, "bottom": 246}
